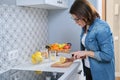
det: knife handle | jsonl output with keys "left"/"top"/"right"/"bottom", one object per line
{"left": 72, "top": 54, "right": 74, "bottom": 57}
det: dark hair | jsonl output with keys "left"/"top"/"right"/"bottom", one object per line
{"left": 69, "top": 0, "right": 100, "bottom": 25}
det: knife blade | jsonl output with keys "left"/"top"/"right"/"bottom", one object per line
{"left": 58, "top": 53, "right": 74, "bottom": 58}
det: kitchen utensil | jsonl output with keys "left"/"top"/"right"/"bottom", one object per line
{"left": 57, "top": 53, "right": 74, "bottom": 58}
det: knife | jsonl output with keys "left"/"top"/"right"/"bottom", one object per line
{"left": 58, "top": 53, "right": 74, "bottom": 58}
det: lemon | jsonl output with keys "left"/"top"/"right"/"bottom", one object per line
{"left": 35, "top": 51, "right": 42, "bottom": 56}
{"left": 31, "top": 51, "right": 43, "bottom": 64}
{"left": 36, "top": 55, "right": 43, "bottom": 62}
{"left": 31, "top": 54, "right": 36, "bottom": 59}
{"left": 59, "top": 57, "right": 66, "bottom": 63}
{"left": 31, "top": 58, "right": 37, "bottom": 64}
{"left": 35, "top": 70, "right": 42, "bottom": 74}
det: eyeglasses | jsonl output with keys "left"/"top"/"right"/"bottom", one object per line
{"left": 73, "top": 18, "right": 81, "bottom": 22}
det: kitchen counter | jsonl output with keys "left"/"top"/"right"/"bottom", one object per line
{"left": 11, "top": 57, "right": 82, "bottom": 80}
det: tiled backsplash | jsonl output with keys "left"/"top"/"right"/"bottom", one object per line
{"left": 0, "top": 4, "right": 48, "bottom": 74}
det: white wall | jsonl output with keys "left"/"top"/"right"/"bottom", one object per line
{"left": 48, "top": 0, "right": 81, "bottom": 51}
{"left": 48, "top": 0, "right": 100, "bottom": 51}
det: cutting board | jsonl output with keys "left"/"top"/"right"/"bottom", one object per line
{"left": 51, "top": 61, "right": 73, "bottom": 68}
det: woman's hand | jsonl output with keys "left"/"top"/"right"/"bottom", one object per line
{"left": 72, "top": 51, "right": 86, "bottom": 59}
{"left": 72, "top": 51, "right": 94, "bottom": 59}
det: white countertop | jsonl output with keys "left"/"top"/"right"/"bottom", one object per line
{"left": 12, "top": 57, "right": 81, "bottom": 72}
{"left": 11, "top": 57, "right": 81, "bottom": 80}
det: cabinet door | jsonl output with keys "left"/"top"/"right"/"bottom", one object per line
{"left": 16, "top": 0, "right": 68, "bottom": 9}
{"left": 58, "top": 0, "right": 68, "bottom": 8}
{"left": 45, "top": 0, "right": 59, "bottom": 7}
{"left": 16, "top": 0, "right": 44, "bottom": 5}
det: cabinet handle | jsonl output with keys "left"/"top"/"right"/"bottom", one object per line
{"left": 57, "top": 0, "right": 63, "bottom": 4}
{"left": 78, "top": 70, "right": 82, "bottom": 74}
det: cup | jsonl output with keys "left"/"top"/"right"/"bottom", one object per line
{"left": 49, "top": 51, "right": 56, "bottom": 61}
{"left": 41, "top": 49, "right": 48, "bottom": 59}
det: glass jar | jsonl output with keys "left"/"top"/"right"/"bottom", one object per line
{"left": 49, "top": 51, "right": 56, "bottom": 61}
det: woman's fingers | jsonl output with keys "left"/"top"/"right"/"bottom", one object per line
{"left": 72, "top": 51, "right": 86, "bottom": 59}
{"left": 72, "top": 51, "right": 80, "bottom": 59}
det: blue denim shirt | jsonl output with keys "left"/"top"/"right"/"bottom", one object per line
{"left": 80, "top": 18, "right": 115, "bottom": 80}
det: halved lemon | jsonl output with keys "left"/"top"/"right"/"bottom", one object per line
{"left": 59, "top": 57, "right": 66, "bottom": 63}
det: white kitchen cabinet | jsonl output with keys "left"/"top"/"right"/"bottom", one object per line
{"left": 16, "top": 0, "right": 68, "bottom": 9}
{"left": 46, "top": 0, "right": 67, "bottom": 8}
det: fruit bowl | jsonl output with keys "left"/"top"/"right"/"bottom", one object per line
{"left": 49, "top": 49, "right": 70, "bottom": 53}
{"left": 57, "top": 49, "right": 70, "bottom": 53}
{"left": 45, "top": 43, "right": 72, "bottom": 54}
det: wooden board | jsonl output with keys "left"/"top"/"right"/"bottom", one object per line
{"left": 51, "top": 61, "right": 73, "bottom": 68}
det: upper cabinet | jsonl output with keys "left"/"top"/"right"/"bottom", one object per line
{"left": 16, "top": 0, "right": 68, "bottom": 9}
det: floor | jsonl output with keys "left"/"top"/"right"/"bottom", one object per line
{"left": 116, "top": 77, "right": 120, "bottom": 80}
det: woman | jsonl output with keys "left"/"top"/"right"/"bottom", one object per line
{"left": 69, "top": 0, "right": 115, "bottom": 80}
